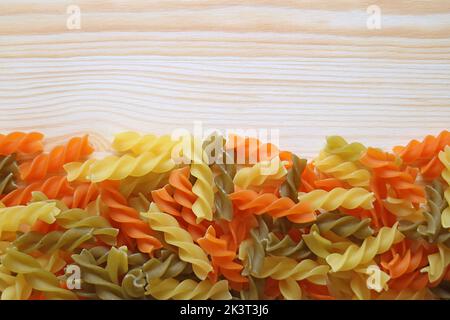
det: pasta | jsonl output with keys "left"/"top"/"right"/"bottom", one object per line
{"left": 298, "top": 188, "right": 375, "bottom": 211}
{"left": 0, "top": 130, "right": 448, "bottom": 300}
{"left": 0, "top": 132, "right": 44, "bottom": 156}
{"left": 325, "top": 223, "right": 404, "bottom": 272}
{"left": 146, "top": 203, "right": 212, "bottom": 280}
{"left": 279, "top": 153, "right": 307, "bottom": 202}
{"left": 1, "top": 176, "right": 73, "bottom": 206}
{"left": 184, "top": 136, "right": 215, "bottom": 222}
{"left": 1, "top": 248, "right": 77, "bottom": 299}
{"left": 438, "top": 146, "right": 450, "bottom": 228}
{"left": 315, "top": 211, "right": 374, "bottom": 240}
{"left": 70, "top": 247, "right": 128, "bottom": 299}
{"left": 399, "top": 180, "right": 449, "bottom": 246}
{"left": 100, "top": 182, "right": 162, "bottom": 255}
{"left": 19, "top": 136, "right": 93, "bottom": 181}
{"left": 146, "top": 278, "right": 231, "bottom": 300}
{"left": 393, "top": 130, "right": 450, "bottom": 180}
{"left": 233, "top": 156, "right": 287, "bottom": 189}
{"left": 0, "top": 202, "right": 61, "bottom": 237}
{"left": 203, "top": 133, "right": 235, "bottom": 221}
{"left": 197, "top": 226, "right": 247, "bottom": 285}
{"left": 314, "top": 151, "right": 370, "bottom": 187}
{"left": 0, "top": 155, "right": 18, "bottom": 195}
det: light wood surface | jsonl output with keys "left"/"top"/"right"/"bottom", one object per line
{"left": 1, "top": 0, "right": 449, "bottom": 158}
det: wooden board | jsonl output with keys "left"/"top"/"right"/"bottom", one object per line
{"left": 1, "top": 0, "right": 449, "bottom": 158}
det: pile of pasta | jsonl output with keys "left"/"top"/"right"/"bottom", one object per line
{"left": 0, "top": 130, "right": 449, "bottom": 300}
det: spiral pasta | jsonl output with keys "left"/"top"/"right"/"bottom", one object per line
{"left": 254, "top": 256, "right": 329, "bottom": 284}
{"left": 19, "top": 136, "right": 93, "bottom": 181}
{"left": 314, "top": 152, "right": 371, "bottom": 187}
{"left": 1, "top": 176, "right": 73, "bottom": 206}
{"left": 325, "top": 223, "right": 404, "bottom": 272}
{"left": 112, "top": 132, "right": 180, "bottom": 156}
{"left": 146, "top": 203, "right": 212, "bottom": 280}
{"left": 360, "top": 148, "right": 426, "bottom": 204}
{"left": 422, "top": 244, "right": 450, "bottom": 283}
{"left": 439, "top": 146, "right": 450, "bottom": 228}
{"left": 70, "top": 152, "right": 176, "bottom": 183}
{"left": 0, "top": 202, "right": 61, "bottom": 237}
{"left": 0, "top": 155, "right": 18, "bottom": 195}
{"left": 233, "top": 156, "right": 287, "bottom": 189}
{"left": 1, "top": 248, "right": 77, "bottom": 299}
{"left": 298, "top": 188, "right": 375, "bottom": 211}
{"left": 231, "top": 190, "right": 315, "bottom": 224}
{"left": 324, "top": 136, "right": 367, "bottom": 162}
{"left": 204, "top": 133, "right": 235, "bottom": 221}
{"left": 315, "top": 211, "right": 374, "bottom": 240}
{"left": 0, "top": 132, "right": 44, "bottom": 156}
{"left": 399, "top": 180, "right": 449, "bottom": 246}
{"left": 393, "top": 130, "right": 450, "bottom": 180}
{"left": 70, "top": 247, "right": 128, "bottom": 299}
{"left": 184, "top": 136, "right": 215, "bottom": 222}
{"left": 146, "top": 278, "right": 231, "bottom": 300}
{"left": 279, "top": 154, "right": 307, "bottom": 202}
{"left": 0, "top": 130, "right": 448, "bottom": 301}
{"left": 100, "top": 183, "right": 161, "bottom": 255}
{"left": 197, "top": 226, "right": 247, "bottom": 284}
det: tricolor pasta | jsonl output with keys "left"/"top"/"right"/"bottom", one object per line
{"left": 0, "top": 130, "right": 448, "bottom": 300}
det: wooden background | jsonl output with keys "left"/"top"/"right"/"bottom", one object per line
{"left": 1, "top": 0, "right": 449, "bottom": 159}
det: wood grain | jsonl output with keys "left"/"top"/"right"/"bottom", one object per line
{"left": 1, "top": 0, "right": 449, "bottom": 158}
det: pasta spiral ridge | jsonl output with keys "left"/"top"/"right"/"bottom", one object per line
{"left": 422, "top": 244, "right": 450, "bottom": 283}
{"left": 380, "top": 241, "right": 429, "bottom": 291}
{"left": 316, "top": 211, "right": 374, "bottom": 240}
{"left": 119, "top": 172, "right": 169, "bottom": 199}
{"left": 146, "top": 203, "right": 212, "bottom": 280}
{"left": 226, "top": 134, "right": 279, "bottom": 164}
{"left": 254, "top": 256, "right": 330, "bottom": 282}
{"left": 1, "top": 176, "right": 73, "bottom": 206}
{"left": 204, "top": 134, "right": 235, "bottom": 221}
{"left": 230, "top": 190, "right": 315, "bottom": 224}
{"left": 182, "top": 136, "right": 215, "bottom": 222}
{"left": 233, "top": 156, "right": 287, "bottom": 189}
{"left": 326, "top": 223, "right": 405, "bottom": 272}
{"left": 146, "top": 278, "right": 231, "bottom": 300}
{"left": 100, "top": 183, "right": 162, "bottom": 255}
{"left": 151, "top": 184, "right": 208, "bottom": 241}
{"left": 298, "top": 188, "right": 375, "bottom": 211}
{"left": 263, "top": 233, "right": 312, "bottom": 260}
{"left": 324, "top": 136, "right": 367, "bottom": 161}
{"left": 0, "top": 202, "right": 61, "bottom": 236}
{"left": 438, "top": 146, "right": 450, "bottom": 228}
{"left": 75, "top": 152, "right": 175, "bottom": 183}
{"left": 13, "top": 227, "right": 117, "bottom": 255}
{"left": 122, "top": 250, "right": 191, "bottom": 298}
{"left": 71, "top": 247, "right": 128, "bottom": 299}
{"left": 238, "top": 221, "right": 267, "bottom": 277}
{"left": 314, "top": 152, "right": 370, "bottom": 187}
{"left": 19, "top": 135, "right": 93, "bottom": 181}
{"left": 112, "top": 132, "right": 179, "bottom": 155}
{"left": 197, "top": 226, "right": 247, "bottom": 284}
{"left": 0, "top": 155, "right": 18, "bottom": 195}
{"left": 63, "top": 182, "right": 99, "bottom": 209}
{"left": 279, "top": 154, "right": 307, "bottom": 202}
{"left": 0, "top": 269, "right": 32, "bottom": 300}
{"left": 1, "top": 248, "right": 77, "bottom": 299}
{"left": 0, "top": 132, "right": 44, "bottom": 156}
{"left": 360, "top": 148, "right": 426, "bottom": 204}
{"left": 399, "top": 180, "right": 449, "bottom": 246}
{"left": 393, "top": 130, "right": 450, "bottom": 180}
